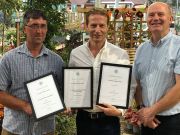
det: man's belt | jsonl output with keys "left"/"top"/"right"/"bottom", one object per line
{"left": 78, "top": 110, "right": 107, "bottom": 119}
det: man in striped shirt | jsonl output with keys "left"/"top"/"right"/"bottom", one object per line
{"left": 0, "top": 56, "right": 2, "bottom": 133}
{"left": 0, "top": 9, "right": 64, "bottom": 135}
{"left": 134, "top": 2, "right": 180, "bottom": 135}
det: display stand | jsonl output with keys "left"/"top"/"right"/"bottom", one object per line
{"left": 107, "top": 8, "right": 149, "bottom": 64}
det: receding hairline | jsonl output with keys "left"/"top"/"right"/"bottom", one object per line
{"left": 85, "top": 8, "right": 109, "bottom": 25}
{"left": 147, "top": 2, "right": 172, "bottom": 15}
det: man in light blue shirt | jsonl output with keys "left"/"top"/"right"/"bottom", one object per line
{"left": 134, "top": 2, "right": 180, "bottom": 135}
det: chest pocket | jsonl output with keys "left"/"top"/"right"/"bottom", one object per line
{"left": 158, "top": 56, "right": 175, "bottom": 75}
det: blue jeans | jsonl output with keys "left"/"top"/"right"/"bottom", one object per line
{"left": 141, "top": 113, "right": 180, "bottom": 135}
{"left": 76, "top": 110, "right": 120, "bottom": 135}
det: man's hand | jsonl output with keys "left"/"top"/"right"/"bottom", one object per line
{"left": 137, "top": 107, "right": 158, "bottom": 127}
{"left": 124, "top": 108, "right": 141, "bottom": 126}
{"left": 22, "top": 102, "right": 32, "bottom": 115}
{"left": 63, "top": 107, "right": 77, "bottom": 116}
{"left": 96, "top": 103, "right": 122, "bottom": 116}
{"left": 145, "top": 118, "right": 160, "bottom": 129}
{"left": 124, "top": 108, "right": 160, "bottom": 129}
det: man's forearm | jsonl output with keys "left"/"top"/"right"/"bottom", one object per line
{"left": 134, "top": 80, "right": 143, "bottom": 106}
{"left": 0, "top": 91, "right": 28, "bottom": 112}
{"left": 152, "top": 85, "right": 180, "bottom": 115}
{"left": 151, "top": 75, "right": 180, "bottom": 115}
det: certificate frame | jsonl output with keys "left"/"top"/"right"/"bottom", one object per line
{"left": 63, "top": 67, "right": 93, "bottom": 109}
{"left": 97, "top": 62, "right": 132, "bottom": 109}
{"left": 25, "top": 72, "right": 65, "bottom": 120}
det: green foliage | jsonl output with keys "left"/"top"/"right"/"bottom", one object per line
{"left": 0, "top": 0, "right": 22, "bottom": 26}
{"left": 57, "top": 30, "right": 83, "bottom": 65}
{"left": 23, "top": 0, "right": 67, "bottom": 50}
{"left": 56, "top": 114, "right": 76, "bottom": 135}
{"left": 0, "top": 0, "right": 22, "bottom": 54}
{"left": 6, "top": 28, "right": 17, "bottom": 47}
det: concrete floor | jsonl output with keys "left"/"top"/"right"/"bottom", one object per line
{"left": 120, "top": 119, "right": 140, "bottom": 135}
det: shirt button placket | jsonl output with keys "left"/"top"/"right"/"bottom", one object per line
{"left": 34, "top": 58, "right": 38, "bottom": 78}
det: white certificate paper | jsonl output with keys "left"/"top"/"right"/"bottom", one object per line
{"left": 25, "top": 73, "right": 65, "bottom": 120}
{"left": 63, "top": 67, "right": 93, "bottom": 109}
{"left": 97, "top": 63, "right": 132, "bottom": 108}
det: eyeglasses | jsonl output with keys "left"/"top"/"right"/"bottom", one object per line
{"left": 26, "top": 24, "right": 47, "bottom": 30}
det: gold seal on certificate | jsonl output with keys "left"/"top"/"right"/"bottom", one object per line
{"left": 25, "top": 73, "right": 65, "bottom": 120}
{"left": 63, "top": 67, "right": 93, "bottom": 109}
{"left": 97, "top": 63, "right": 132, "bottom": 108}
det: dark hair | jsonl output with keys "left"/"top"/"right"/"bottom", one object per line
{"left": 86, "top": 8, "right": 109, "bottom": 25}
{"left": 23, "top": 9, "right": 47, "bottom": 26}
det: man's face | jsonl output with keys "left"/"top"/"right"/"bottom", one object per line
{"left": 147, "top": 3, "right": 173, "bottom": 36}
{"left": 86, "top": 14, "right": 108, "bottom": 43}
{"left": 24, "top": 17, "right": 47, "bottom": 45}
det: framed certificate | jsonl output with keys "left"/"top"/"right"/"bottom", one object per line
{"left": 25, "top": 73, "right": 65, "bottom": 120}
{"left": 63, "top": 67, "right": 93, "bottom": 109}
{"left": 97, "top": 63, "right": 132, "bottom": 109}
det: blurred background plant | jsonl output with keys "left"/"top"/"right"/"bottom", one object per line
{"left": 57, "top": 29, "right": 83, "bottom": 65}
{"left": 23, "top": 0, "right": 67, "bottom": 50}
{"left": 55, "top": 114, "right": 76, "bottom": 135}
